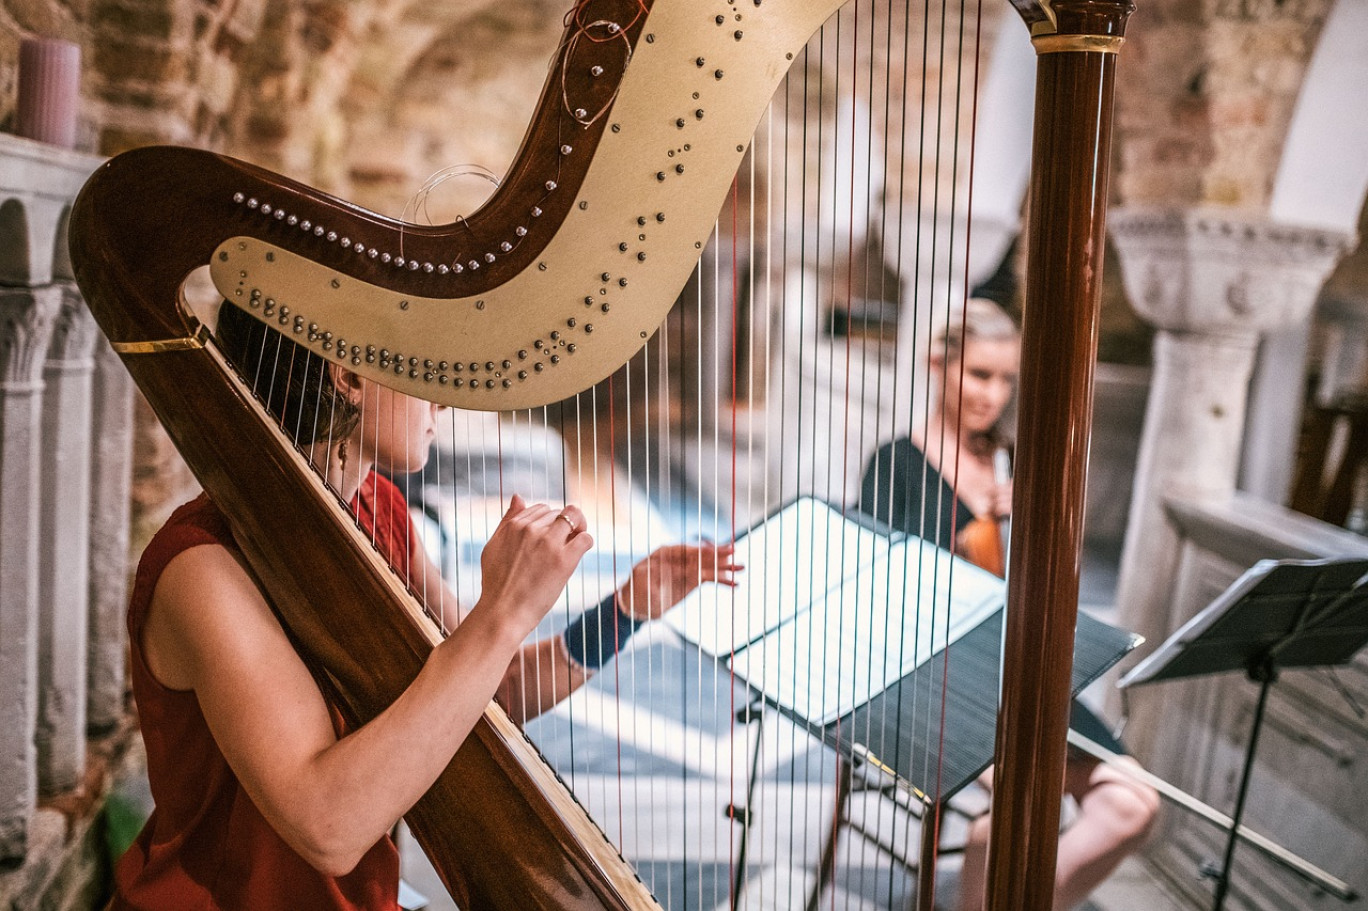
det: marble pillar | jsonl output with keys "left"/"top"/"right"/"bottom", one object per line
{"left": 1107, "top": 208, "right": 1350, "bottom": 737}
{"left": 0, "top": 287, "right": 61, "bottom": 860}
{"left": 35, "top": 286, "right": 98, "bottom": 796}
{"left": 86, "top": 337, "right": 134, "bottom": 734}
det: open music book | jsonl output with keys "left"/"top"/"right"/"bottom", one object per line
{"left": 665, "top": 497, "right": 1005, "bottom": 725}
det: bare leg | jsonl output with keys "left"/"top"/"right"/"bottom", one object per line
{"left": 955, "top": 811, "right": 992, "bottom": 911}
{"left": 952, "top": 759, "right": 1158, "bottom": 911}
{"left": 1053, "top": 756, "right": 1159, "bottom": 910}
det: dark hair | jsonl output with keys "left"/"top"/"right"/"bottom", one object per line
{"left": 215, "top": 301, "right": 360, "bottom": 446}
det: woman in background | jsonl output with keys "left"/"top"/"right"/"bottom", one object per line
{"left": 858, "top": 298, "right": 1158, "bottom": 911}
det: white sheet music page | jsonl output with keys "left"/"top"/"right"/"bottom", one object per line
{"left": 726, "top": 536, "right": 1005, "bottom": 725}
{"left": 663, "top": 497, "right": 891, "bottom": 656}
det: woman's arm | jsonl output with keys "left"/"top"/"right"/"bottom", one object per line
{"left": 142, "top": 496, "right": 590, "bottom": 876}
{"left": 410, "top": 535, "right": 741, "bottom": 722}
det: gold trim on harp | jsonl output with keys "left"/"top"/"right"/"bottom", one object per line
{"left": 1031, "top": 34, "right": 1124, "bottom": 55}
{"left": 112, "top": 328, "right": 209, "bottom": 354}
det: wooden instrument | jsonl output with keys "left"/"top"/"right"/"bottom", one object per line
{"left": 70, "top": 0, "right": 1133, "bottom": 908}
{"left": 958, "top": 447, "right": 1011, "bottom": 576}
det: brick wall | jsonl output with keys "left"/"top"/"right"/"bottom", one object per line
{"left": 1114, "top": 0, "right": 1334, "bottom": 208}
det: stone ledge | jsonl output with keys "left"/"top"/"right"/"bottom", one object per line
{"left": 0, "top": 133, "right": 104, "bottom": 287}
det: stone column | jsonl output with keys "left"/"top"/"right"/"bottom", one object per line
{"left": 0, "top": 287, "right": 60, "bottom": 860}
{"left": 1107, "top": 209, "right": 1350, "bottom": 736}
{"left": 1240, "top": 322, "right": 1313, "bottom": 502}
{"left": 86, "top": 336, "right": 134, "bottom": 734}
{"left": 35, "top": 286, "right": 98, "bottom": 796}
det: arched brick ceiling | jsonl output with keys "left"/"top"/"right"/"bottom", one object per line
{"left": 207, "top": 0, "right": 1343, "bottom": 223}
{"left": 1113, "top": 0, "right": 1336, "bottom": 208}
{"left": 342, "top": 0, "right": 566, "bottom": 221}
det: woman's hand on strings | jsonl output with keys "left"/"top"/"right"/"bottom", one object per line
{"left": 616, "top": 542, "right": 742, "bottom": 621}
{"left": 477, "top": 494, "right": 593, "bottom": 637}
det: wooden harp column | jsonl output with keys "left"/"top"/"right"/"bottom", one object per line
{"left": 988, "top": 3, "right": 1134, "bottom": 910}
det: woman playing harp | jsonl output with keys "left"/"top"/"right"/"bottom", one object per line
{"left": 111, "top": 301, "right": 740, "bottom": 910}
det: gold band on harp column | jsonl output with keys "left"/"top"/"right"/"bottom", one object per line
{"left": 1032, "top": 34, "right": 1124, "bottom": 55}
{"left": 111, "top": 328, "right": 209, "bottom": 354}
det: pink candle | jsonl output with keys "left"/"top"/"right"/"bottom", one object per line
{"left": 16, "top": 38, "right": 81, "bottom": 149}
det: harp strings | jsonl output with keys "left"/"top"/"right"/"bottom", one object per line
{"left": 212, "top": 0, "right": 992, "bottom": 901}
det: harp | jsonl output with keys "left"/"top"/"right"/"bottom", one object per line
{"left": 70, "top": 0, "right": 1132, "bottom": 908}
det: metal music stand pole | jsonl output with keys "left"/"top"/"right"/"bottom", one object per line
{"left": 728, "top": 698, "right": 767, "bottom": 910}
{"left": 1209, "top": 655, "right": 1276, "bottom": 911}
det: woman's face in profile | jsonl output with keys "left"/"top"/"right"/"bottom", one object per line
{"left": 942, "top": 336, "right": 1019, "bottom": 434}
{"left": 355, "top": 380, "right": 443, "bottom": 475}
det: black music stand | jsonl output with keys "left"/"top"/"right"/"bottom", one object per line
{"left": 1119, "top": 558, "right": 1368, "bottom": 911}
{"left": 667, "top": 496, "right": 1141, "bottom": 910}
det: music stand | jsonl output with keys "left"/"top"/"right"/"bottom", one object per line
{"left": 666, "top": 497, "right": 1141, "bottom": 910}
{"left": 1119, "top": 558, "right": 1368, "bottom": 911}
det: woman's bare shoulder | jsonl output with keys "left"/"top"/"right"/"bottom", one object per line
{"left": 144, "top": 542, "right": 285, "bottom": 691}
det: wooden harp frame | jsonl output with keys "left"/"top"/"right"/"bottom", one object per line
{"left": 70, "top": 0, "right": 1134, "bottom": 909}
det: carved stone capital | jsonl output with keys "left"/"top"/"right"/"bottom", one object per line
{"left": 0, "top": 288, "right": 61, "bottom": 391}
{"left": 44, "top": 285, "right": 98, "bottom": 367}
{"left": 1108, "top": 207, "right": 1353, "bottom": 335}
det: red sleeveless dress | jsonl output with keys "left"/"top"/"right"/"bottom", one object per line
{"left": 112, "top": 473, "right": 416, "bottom": 910}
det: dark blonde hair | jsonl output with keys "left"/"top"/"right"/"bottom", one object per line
{"left": 216, "top": 302, "right": 360, "bottom": 446}
{"left": 930, "top": 297, "right": 1019, "bottom": 366}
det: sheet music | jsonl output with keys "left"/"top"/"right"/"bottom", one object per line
{"left": 727, "top": 537, "right": 1004, "bottom": 724}
{"left": 665, "top": 496, "right": 1006, "bottom": 725}
{"left": 663, "top": 497, "right": 891, "bottom": 655}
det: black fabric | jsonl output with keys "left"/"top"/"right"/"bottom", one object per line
{"left": 824, "top": 610, "right": 1137, "bottom": 799}
{"left": 858, "top": 438, "right": 972, "bottom": 550}
{"left": 563, "top": 592, "right": 644, "bottom": 670}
